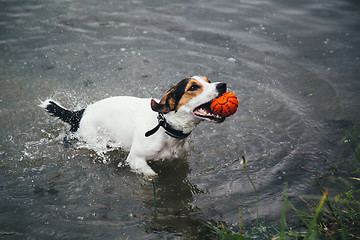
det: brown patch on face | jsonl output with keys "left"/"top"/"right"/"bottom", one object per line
{"left": 176, "top": 79, "right": 204, "bottom": 110}
{"left": 199, "top": 76, "right": 210, "bottom": 83}
{"left": 151, "top": 77, "right": 209, "bottom": 113}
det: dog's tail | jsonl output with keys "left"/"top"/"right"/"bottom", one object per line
{"left": 39, "top": 99, "right": 85, "bottom": 132}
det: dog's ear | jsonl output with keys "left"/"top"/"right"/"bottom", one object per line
{"left": 151, "top": 89, "right": 176, "bottom": 113}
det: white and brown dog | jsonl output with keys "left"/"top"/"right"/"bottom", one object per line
{"left": 40, "top": 76, "right": 229, "bottom": 176}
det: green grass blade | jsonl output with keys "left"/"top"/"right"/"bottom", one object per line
{"left": 305, "top": 189, "right": 328, "bottom": 239}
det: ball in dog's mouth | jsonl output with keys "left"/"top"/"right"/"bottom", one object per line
{"left": 210, "top": 92, "right": 238, "bottom": 117}
{"left": 193, "top": 91, "right": 238, "bottom": 122}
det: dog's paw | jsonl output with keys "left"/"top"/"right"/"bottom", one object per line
{"left": 128, "top": 163, "right": 158, "bottom": 177}
{"left": 126, "top": 156, "right": 158, "bottom": 178}
{"left": 144, "top": 173, "right": 158, "bottom": 182}
{"left": 140, "top": 166, "right": 158, "bottom": 178}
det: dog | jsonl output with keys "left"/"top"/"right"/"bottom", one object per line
{"left": 40, "top": 76, "right": 229, "bottom": 176}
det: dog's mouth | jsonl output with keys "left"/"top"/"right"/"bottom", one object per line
{"left": 193, "top": 102, "right": 226, "bottom": 123}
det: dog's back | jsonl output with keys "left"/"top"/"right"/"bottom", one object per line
{"left": 40, "top": 97, "right": 159, "bottom": 150}
{"left": 77, "top": 96, "right": 157, "bottom": 150}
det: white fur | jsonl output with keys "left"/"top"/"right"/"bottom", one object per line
{"left": 41, "top": 76, "right": 224, "bottom": 177}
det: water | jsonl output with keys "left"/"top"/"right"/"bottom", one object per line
{"left": 1, "top": 0, "right": 360, "bottom": 238}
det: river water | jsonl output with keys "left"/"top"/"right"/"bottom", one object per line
{"left": 1, "top": 0, "right": 359, "bottom": 239}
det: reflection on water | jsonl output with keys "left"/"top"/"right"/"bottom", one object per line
{"left": 145, "top": 159, "right": 207, "bottom": 237}
{"left": 1, "top": 0, "right": 360, "bottom": 238}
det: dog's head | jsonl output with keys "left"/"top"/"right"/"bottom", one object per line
{"left": 151, "top": 76, "right": 227, "bottom": 123}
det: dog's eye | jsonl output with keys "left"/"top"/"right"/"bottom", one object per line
{"left": 188, "top": 85, "right": 200, "bottom": 91}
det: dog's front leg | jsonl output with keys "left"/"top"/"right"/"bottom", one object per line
{"left": 122, "top": 126, "right": 160, "bottom": 177}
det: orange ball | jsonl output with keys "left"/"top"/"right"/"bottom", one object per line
{"left": 210, "top": 92, "right": 238, "bottom": 117}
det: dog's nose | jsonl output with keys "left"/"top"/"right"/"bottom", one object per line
{"left": 216, "top": 83, "right": 227, "bottom": 95}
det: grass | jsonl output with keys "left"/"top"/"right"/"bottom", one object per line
{"left": 205, "top": 126, "right": 360, "bottom": 239}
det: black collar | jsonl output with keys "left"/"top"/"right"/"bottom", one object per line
{"left": 145, "top": 113, "right": 191, "bottom": 139}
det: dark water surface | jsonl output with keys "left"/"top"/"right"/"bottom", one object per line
{"left": 1, "top": 0, "right": 360, "bottom": 239}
